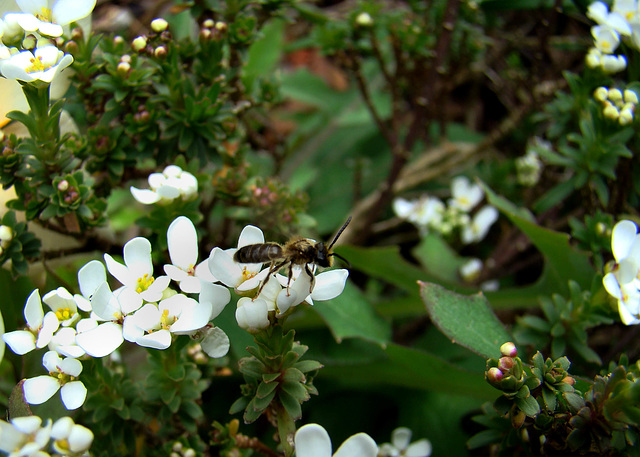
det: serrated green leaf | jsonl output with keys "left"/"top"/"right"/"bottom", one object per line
{"left": 420, "top": 282, "right": 511, "bottom": 359}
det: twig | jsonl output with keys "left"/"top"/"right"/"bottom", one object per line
{"left": 235, "top": 433, "right": 283, "bottom": 457}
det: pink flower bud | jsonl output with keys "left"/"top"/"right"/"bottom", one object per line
{"left": 500, "top": 342, "right": 517, "bottom": 358}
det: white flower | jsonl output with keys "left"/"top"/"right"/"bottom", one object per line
{"left": 603, "top": 220, "right": 640, "bottom": 325}
{"left": 0, "top": 45, "right": 73, "bottom": 83}
{"left": 50, "top": 416, "right": 94, "bottom": 455}
{"left": 449, "top": 176, "right": 484, "bottom": 212}
{"left": 75, "top": 282, "right": 143, "bottom": 357}
{"left": 43, "top": 287, "right": 78, "bottom": 326}
{"left": 23, "top": 350, "right": 87, "bottom": 410}
{"left": 294, "top": 423, "right": 378, "bottom": 457}
{"left": 0, "top": 416, "right": 51, "bottom": 456}
{"left": 0, "top": 224, "right": 13, "bottom": 247}
{"left": 461, "top": 205, "right": 499, "bottom": 244}
{"left": 208, "top": 225, "right": 269, "bottom": 292}
{"left": 9, "top": 0, "right": 97, "bottom": 37}
{"left": 379, "top": 427, "right": 432, "bottom": 457}
{"left": 236, "top": 296, "right": 270, "bottom": 333}
{"left": 164, "top": 216, "right": 215, "bottom": 293}
{"left": 592, "top": 25, "right": 622, "bottom": 53}
{"left": 130, "top": 165, "right": 198, "bottom": 204}
{"left": 393, "top": 196, "right": 444, "bottom": 232}
{"left": 2, "top": 289, "right": 59, "bottom": 355}
{"left": 104, "top": 236, "right": 170, "bottom": 303}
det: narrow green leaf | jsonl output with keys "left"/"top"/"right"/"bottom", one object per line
{"left": 278, "top": 390, "right": 302, "bottom": 420}
{"left": 256, "top": 380, "right": 279, "bottom": 399}
{"left": 229, "top": 396, "right": 250, "bottom": 415}
{"left": 515, "top": 395, "right": 541, "bottom": 417}
{"left": 420, "top": 282, "right": 512, "bottom": 359}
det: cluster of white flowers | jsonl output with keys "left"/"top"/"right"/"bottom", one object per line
{"left": 585, "top": 0, "right": 640, "bottom": 73}
{"left": 2, "top": 215, "right": 350, "bottom": 409}
{"left": 130, "top": 165, "right": 199, "bottom": 205}
{"left": 293, "top": 424, "right": 431, "bottom": 457}
{"left": 0, "top": 0, "right": 95, "bottom": 84}
{"left": 207, "top": 224, "right": 349, "bottom": 333}
{"left": 393, "top": 176, "right": 499, "bottom": 245}
{"left": 603, "top": 220, "right": 640, "bottom": 325}
{"left": 593, "top": 86, "right": 639, "bottom": 125}
{"left": 0, "top": 415, "right": 93, "bottom": 457}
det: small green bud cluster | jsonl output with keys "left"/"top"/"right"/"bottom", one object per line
{"left": 200, "top": 18, "right": 228, "bottom": 42}
{"left": 594, "top": 86, "right": 639, "bottom": 126}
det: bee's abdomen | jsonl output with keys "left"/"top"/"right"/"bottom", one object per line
{"left": 234, "top": 243, "right": 283, "bottom": 263}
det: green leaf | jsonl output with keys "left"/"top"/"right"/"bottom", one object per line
{"left": 256, "top": 380, "right": 279, "bottom": 399}
{"left": 515, "top": 395, "right": 541, "bottom": 417}
{"left": 312, "top": 282, "right": 391, "bottom": 344}
{"left": 278, "top": 389, "right": 302, "bottom": 420}
{"left": 420, "top": 282, "right": 512, "bottom": 359}
{"left": 242, "top": 19, "right": 285, "bottom": 91}
{"left": 483, "top": 185, "right": 595, "bottom": 302}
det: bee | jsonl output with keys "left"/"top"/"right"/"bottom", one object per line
{"left": 234, "top": 216, "right": 352, "bottom": 296}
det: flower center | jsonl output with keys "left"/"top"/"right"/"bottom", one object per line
{"left": 26, "top": 56, "right": 48, "bottom": 74}
{"left": 241, "top": 267, "right": 256, "bottom": 282}
{"left": 50, "top": 371, "right": 75, "bottom": 384}
{"left": 136, "top": 273, "right": 155, "bottom": 293}
{"left": 55, "top": 307, "right": 73, "bottom": 321}
{"left": 36, "top": 7, "right": 53, "bottom": 22}
{"left": 187, "top": 264, "right": 196, "bottom": 276}
{"left": 160, "top": 308, "right": 175, "bottom": 329}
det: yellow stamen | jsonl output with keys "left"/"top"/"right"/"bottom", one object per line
{"left": 136, "top": 273, "right": 155, "bottom": 293}
{"left": 36, "top": 7, "right": 53, "bottom": 22}
{"left": 55, "top": 307, "right": 72, "bottom": 321}
{"left": 26, "top": 56, "right": 47, "bottom": 74}
{"left": 241, "top": 267, "right": 256, "bottom": 282}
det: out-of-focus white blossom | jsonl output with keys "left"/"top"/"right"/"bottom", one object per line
{"left": 130, "top": 165, "right": 198, "bottom": 205}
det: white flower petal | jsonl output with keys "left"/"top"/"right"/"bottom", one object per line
{"left": 167, "top": 216, "right": 199, "bottom": 268}
{"left": 237, "top": 225, "right": 265, "bottom": 247}
{"left": 23, "top": 376, "right": 60, "bottom": 405}
{"left": 311, "top": 270, "right": 349, "bottom": 301}
{"left": 123, "top": 237, "right": 153, "bottom": 278}
{"left": 104, "top": 253, "right": 130, "bottom": 286}
{"left": 77, "top": 260, "right": 106, "bottom": 299}
{"left": 333, "top": 433, "right": 378, "bottom": 457}
{"left": 611, "top": 220, "right": 638, "bottom": 262}
{"left": 68, "top": 424, "right": 94, "bottom": 452}
{"left": 24, "top": 289, "right": 44, "bottom": 329}
{"left": 2, "top": 330, "right": 36, "bottom": 355}
{"left": 391, "top": 427, "right": 412, "bottom": 450}
{"left": 200, "top": 327, "right": 230, "bottom": 358}
{"left": 75, "top": 322, "right": 124, "bottom": 357}
{"left": 52, "top": 0, "right": 96, "bottom": 26}
{"left": 294, "top": 424, "right": 332, "bottom": 457}
{"left": 136, "top": 329, "right": 171, "bottom": 349}
{"left": 208, "top": 248, "right": 242, "bottom": 288}
{"left": 36, "top": 312, "right": 60, "bottom": 348}
{"left": 130, "top": 187, "right": 161, "bottom": 204}
{"left": 406, "top": 439, "right": 432, "bottom": 457}
{"left": 60, "top": 381, "right": 87, "bottom": 410}
{"left": 199, "top": 281, "right": 231, "bottom": 320}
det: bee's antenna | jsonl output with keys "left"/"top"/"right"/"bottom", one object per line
{"left": 328, "top": 216, "right": 352, "bottom": 250}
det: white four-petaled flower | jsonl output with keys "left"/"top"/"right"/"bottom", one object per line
{"left": 378, "top": 427, "right": 432, "bottom": 457}
{"left": 0, "top": 45, "right": 73, "bottom": 83}
{"left": 294, "top": 423, "right": 378, "bottom": 457}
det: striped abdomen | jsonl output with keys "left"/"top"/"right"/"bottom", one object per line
{"left": 234, "top": 243, "right": 283, "bottom": 264}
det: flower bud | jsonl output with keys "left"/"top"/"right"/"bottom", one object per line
{"left": 215, "top": 21, "right": 227, "bottom": 32}
{"left": 624, "top": 89, "right": 639, "bottom": 105}
{"left": 0, "top": 225, "right": 13, "bottom": 243}
{"left": 184, "top": 449, "right": 196, "bottom": 457}
{"left": 608, "top": 88, "right": 623, "bottom": 103}
{"left": 355, "top": 12, "right": 373, "bottom": 27}
{"left": 57, "top": 180, "right": 69, "bottom": 192}
{"left": 154, "top": 45, "right": 167, "bottom": 59}
{"left": 114, "top": 35, "right": 125, "bottom": 45}
{"left": 22, "top": 34, "right": 37, "bottom": 50}
{"left": 132, "top": 35, "right": 148, "bottom": 52}
{"left": 498, "top": 356, "right": 515, "bottom": 372}
{"left": 117, "top": 61, "right": 131, "bottom": 76}
{"left": 203, "top": 19, "right": 215, "bottom": 28}
{"left": 619, "top": 108, "right": 634, "bottom": 125}
{"left": 500, "top": 342, "right": 517, "bottom": 358}
{"left": 603, "top": 104, "right": 620, "bottom": 120}
{"left": 562, "top": 376, "right": 575, "bottom": 386}
{"left": 151, "top": 18, "right": 169, "bottom": 33}
{"left": 64, "top": 40, "right": 79, "bottom": 56}
{"left": 486, "top": 367, "right": 503, "bottom": 384}
{"left": 593, "top": 86, "right": 608, "bottom": 102}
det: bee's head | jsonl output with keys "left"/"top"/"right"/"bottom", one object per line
{"left": 314, "top": 241, "right": 332, "bottom": 267}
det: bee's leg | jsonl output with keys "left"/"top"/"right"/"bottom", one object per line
{"left": 287, "top": 264, "right": 294, "bottom": 295}
{"left": 305, "top": 263, "right": 315, "bottom": 294}
{"left": 255, "top": 261, "right": 287, "bottom": 298}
